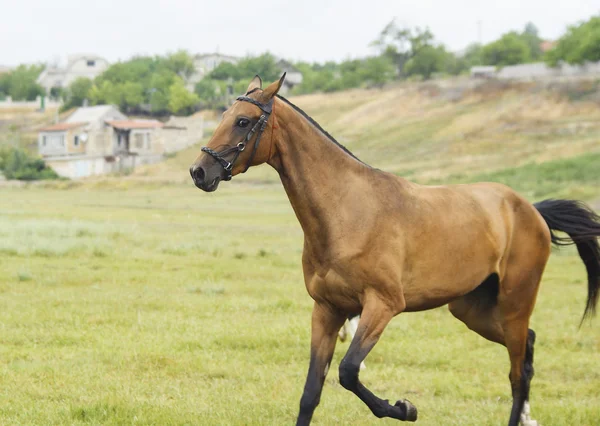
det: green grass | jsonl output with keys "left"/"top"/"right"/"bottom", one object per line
{"left": 434, "top": 151, "right": 600, "bottom": 201}
{"left": 0, "top": 184, "right": 599, "bottom": 425}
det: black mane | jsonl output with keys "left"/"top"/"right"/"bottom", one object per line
{"left": 275, "top": 95, "right": 368, "bottom": 166}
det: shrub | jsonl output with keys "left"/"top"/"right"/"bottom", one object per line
{"left": 0, "top": 148, "right": 60, "bottom": 181}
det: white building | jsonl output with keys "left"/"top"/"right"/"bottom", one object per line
{"left": 37, "top": 54, "right": 109, "bottom": 94}
{"left": 189, "top": 53, "right": 240, "bottom": 87}
{"left": 38, "top": 105, "right": 203, "bottom": 179}
{"left": 276, "top": 59, "right": 303, "bottom": 94}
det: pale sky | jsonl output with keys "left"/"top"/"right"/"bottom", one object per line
{"left": 1, "top": 0, "right": 598, "bottom": 66}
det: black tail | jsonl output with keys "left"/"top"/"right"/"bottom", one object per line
{"left": 534, "top": 199, "right": 600, "bottom": 322}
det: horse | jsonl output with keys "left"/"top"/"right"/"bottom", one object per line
{"left": 189, "top": 74, "right": 600, "bottom": 426}
{"left": 338, "top": 315, "right": 365, "bottom": 370}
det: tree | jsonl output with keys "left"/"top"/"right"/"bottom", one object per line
{"left": 168, "top": 78, "right": 199, "bottom": 114}
{"left": 360, "top": 56, "right": 396, "bottom": 86}
{"left": 0, "top": 148, "right": 59, "bottom": 180}
{"left": 209, "top": 62, "right": 241, "bottom": 81}
{"left": 404, "top": 45, "right": 451, "bottom": 79}
{"left": 64, "top": 77, "right": 93, "bottom": 108}
{"left": 49, "top": 86, "right": 65, "bottom": 100}
{"left": 0, "top": 73, "right": 10, "bottom": 98}
{"left": 236, "top": 54, "right": 282, "bottom": 82}
{"left": 89, "top": 80, "right": 117, "bottom": 106}
{"left": 1, "top": 65, "right": 45, "bottom": 100}
{"left": 482, "top": 32, "right": 531, "bottom": 66}
{"left": 149, "top": 70, "right": 176, "bottom": 113}
{"left": 546, "top": 16, "right": 600, "bottom": 66}
{"left": 371, "top": 20, "right": 435, "bottom": 77}
{"left": 163, "top": 50, "right": 195, "bottom": 80}
{"left": 521, "top": 22, "right": 543, "bottom": 61}
{"left": 195, "top": 79, "right": 222, "bottom": 107}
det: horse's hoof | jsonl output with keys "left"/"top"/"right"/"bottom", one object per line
{"left": 394, "top": 399, "right": 418, "bottom": 421}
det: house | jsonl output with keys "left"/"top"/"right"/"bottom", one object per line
{"left": 188, "top": 53, "right": 304, "bottom": 94}
{"left": 276, "top": 59, "right": 303, "bottom": 94}
{"left": 38, "top": 105, "right": 203, "bottom": 179}
{"left": 470, "top": 66, "right": 497, "bottom": 79}
{"left": 188, "top": 53, "right": 240, "bottom": 87}
{"left": 37, "top": 54, "right": 109, "bottom": 94}
{"left": 540, "top": 40, "right": 556, "bottom": 53}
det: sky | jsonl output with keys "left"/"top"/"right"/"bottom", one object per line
{"left": 1, "top": 0, "right": 598, "bottom": 66}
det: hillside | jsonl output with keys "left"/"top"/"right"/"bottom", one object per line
{"left": 0, "top": 105, "right": 70, "bottom": 152}
{"left": 132, "top": 79, "right": 600, "bottom": 203}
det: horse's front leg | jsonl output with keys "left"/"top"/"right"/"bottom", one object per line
{"left": 338, "top": 295, "right": 417, "bottom": 421}
{"left": 296, "top": 302, "right": 345, "bottom": 426}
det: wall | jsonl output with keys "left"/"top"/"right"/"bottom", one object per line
{"left": 129, "top": 129, "right": 154, "bottom": 155}
{"left": 65, "top": 128, "right": 86, "bottom": 155}
{"left": 485, "top": 60, "right": 600, "bottom": 81}
{"left": 46, "top": 156, "right": 109, "bottom": 179}
{"left": 0, "top": 96, "right": 62, "bottom": 109}
{"left": 46, "top": 154, "right": 165, "bottom": 179}
{"left": 39, "top": 132, "right": 68, "bottom": 156}
{"left": 64, "top": 57, "right": 110, "bottom": 86}
{"left": 155, "top": 115, "right": 204, "bottom": 154}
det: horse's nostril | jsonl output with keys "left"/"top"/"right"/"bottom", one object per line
{"left": 190, "top": 165, "right": 205, "bottom": 183}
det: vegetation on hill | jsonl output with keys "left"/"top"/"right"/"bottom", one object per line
{"left": 0, "top": 64, "right": 45, "bottom": 101}
{"left": 3, "top": 15, "right": 599, "bottom": 114}
{"left": 0, "top": 147, "right": 59, "bottom": 180}
{"left": 61, "top": 51, "right": 199, "bottom": 115}
{"left": 131, "top": 79, "right": 600, "bottom": 205}
{"left": 546, "top": 16, "right": 600, "bottom": 65}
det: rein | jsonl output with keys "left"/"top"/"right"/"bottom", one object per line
{"left": 201, "top": 96, "right": 274, "bottom": 181}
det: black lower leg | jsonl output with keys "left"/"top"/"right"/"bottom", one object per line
{"left": 296, "top": 303, "right": 344, "bottom": 426}
{"left": 339, "top": 358, "right": 416, "bottom": 420}
{"left": 507, "top": 329, "right": 536, "bottom": 426}
{"left": 297, "top": 349, "right": 332, "bottom": 425}
{"left": 338, "top": 305, "right": 417, "bottom": 422}
{"left": 523, "top": 329, "right": 535, "bottom": 400}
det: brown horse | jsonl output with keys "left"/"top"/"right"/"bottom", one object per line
{"left": 190, "top": 75, "right": 600, "bottom": 426}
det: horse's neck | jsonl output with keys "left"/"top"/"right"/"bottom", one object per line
{"left": 268, "top": 101, "right": 369, "bottom": 239}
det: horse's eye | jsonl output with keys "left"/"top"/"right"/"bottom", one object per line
{"left": 237, "top": 118, "right": 250, "bottom": 128}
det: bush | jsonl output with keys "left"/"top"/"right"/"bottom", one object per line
{"left": 0, "top": 148, "right": 60, "bottom": 181}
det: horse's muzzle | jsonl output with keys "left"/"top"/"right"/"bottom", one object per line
{"left": 190, "top": 165, "right": 220, "bottom": 192}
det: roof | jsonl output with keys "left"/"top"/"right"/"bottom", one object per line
{"left": 540, "top": 40, "right": 556, "bottom": 53}
{"left": 471, "top": 66, "right": 497, "bottom": 73}
{"left": 106, "top": 120, "right": 164, "bottom": 130}
{"left": 194, "top": 53, "right": 239, "bottom": 61}
{"left": 39, "top": 122, "right": 86, "bottom": 132}
{"left": 66, "top": 105, "right": 119, "bottom": 124}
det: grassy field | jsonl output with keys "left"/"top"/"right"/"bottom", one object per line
{"left": 1, "top": 184, "right": 599, "bottom": 425}
{"left": 1, "top": 81, "right": 599, "bottom": 424}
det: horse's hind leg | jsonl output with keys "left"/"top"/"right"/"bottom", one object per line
{"left": 449, "top": 272, "right": 541, "bottom": 426}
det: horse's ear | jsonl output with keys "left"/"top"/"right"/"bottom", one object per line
{"left": 246, "top": 75, "right": 262, "bottom": 93}
{"left": 261, "top": 73, "right": 286, "bottom": 102}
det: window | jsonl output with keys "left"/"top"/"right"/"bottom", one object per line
{"left": 87, "top": 60, "right": 95, "bottom": 67}
{"left": 60, "top": 135, "right": 65, "bottom": 146}
{"left": 42, "top": 136, "right": 47, "bottom": 146}
{"left": 74, "top": 135, "right": 79, "bottom": 146}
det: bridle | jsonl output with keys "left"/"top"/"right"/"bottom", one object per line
{"left": 201, "top": 95, "right": 274, "bottom": 181}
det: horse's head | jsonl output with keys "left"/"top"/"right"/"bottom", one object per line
{"left": 190, "top": 74, "right": 285, "bottom": 192}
